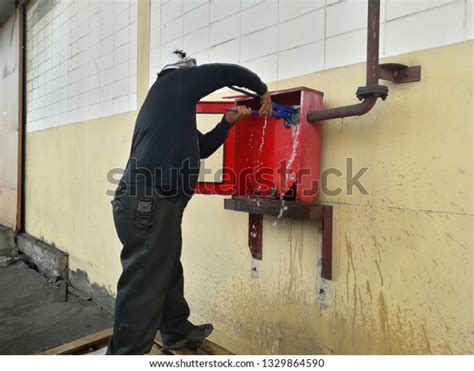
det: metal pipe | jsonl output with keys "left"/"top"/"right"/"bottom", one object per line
{"left": 366, "top": 0, "right": 380, "bottom": 86}
{"left": 307, "top": 97, "right": 377, "bottom": 122}
{"left": 307, "top": 0, "right": 386, "bottom": 123}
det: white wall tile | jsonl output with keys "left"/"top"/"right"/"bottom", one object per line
{"left": 183, "top": 3, "right": 209, "bottom": 34}
{"left": 209, "top": 38, "right": 240, "bottom": 63}
{"left": 385, "top": 0, "right": 455, "bottom": 20}
{"left": 465, "top": 0, "right": 472, "bottom": 40}
{"left": 151, "top": 0, "right": 161, "bottom": 19}
{"left": 102, "top": 66, "right": 115, "bottom": 85}
{"left": 326, "top": 0, "right": 368, "bottom": 37}
{"left": 114, "top": 95, "right": 129, "bottom": 112}
{"left": 278, "top": 40, "right": 324, "bottom": 80}
{"left": 114, "top": 43, "right": 130, "bottom": 65}
{"left": 278, "top": 9, "right": 324, "bottom": 50}
{"left": 88, "top": 88, "right": 100, "bottom": 105}
{"left": 114, "top": 0, "right": 129, "bottom": 16}
{"left": 101, "top": 35, "right": 114, "bottom": 55}
{"left": 113, "top": 78, "right": 129, "bottom": 98}
{"left": 101, "top": 10, "right": 115, "bottom": 38}
{"left": 162, "top": 16, "right": 183, "bottom": 43}
{"left": 210, "top": 0, "right": 240, "bottom": 22}
{"left": 129, "top": 92, "right": 137, "bottom": 108}
{"left": 241, "top": 0, "right": 264, "bottom": 10}
{"left": 242, "top": 53, "right": 277, "bottom": 83}
{"left": 129, "top": 75, "right": 137, "bottom": 95}
{"left": 184, "top": 26, "right": 210, "bottom": 53}
{"left": 126, "top": 2, "right": 136, "bottom": 21}
{"left": 114, "top": 7, "right": 130, "bottom": 32}
{"left": 385, "top": 1, "right": 464, "bottom": 56}
{"left": 100, "top": 51, "right": 114, "bottom": 70}
{"left": 114, "top": 25, "right": 130, "bottom": 48}
{"left": 184, "top": 0, "right": 208, "bottom": 12}
{"left": 192, "top": 49, "right": 210, "bottom": 65}
{"left": 114, "top": 60, "right": 129, "bottom": 82}
{"left": 278, "top": 0, "right": 325, "bottom": 22}
{"left": 101, "top": 83, "right": 113, "bottom": 102}
{"left": 162, "top": 0, "right": 183, "bottom": 23}
{"left": 325, "top": 28, "right": 367, "bottom": 69}
{"left": 240, "top": 26, "right": 277, "bottom": 61}
{"left": 241, "top": 0, "right": 277, "bottom": 35}
{"left": 210, "top": 13, "right": 239, "bottom": 46}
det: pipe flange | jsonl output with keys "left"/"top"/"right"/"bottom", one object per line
{"left": 356, "top": 85, "right": 389, "bottom": 101}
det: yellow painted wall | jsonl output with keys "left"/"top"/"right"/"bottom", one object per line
{"left": 24, "top": 0, "right": 473, "bottom": 354}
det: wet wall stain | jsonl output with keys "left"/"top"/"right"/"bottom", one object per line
{"left": 69, "top": 268, "right": 115, "bottom": 314}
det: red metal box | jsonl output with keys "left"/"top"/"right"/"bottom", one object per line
{"left": 195, "top": 86, "right": 323, "bottom": 205}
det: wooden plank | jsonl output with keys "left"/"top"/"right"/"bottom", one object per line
{"left": 153, "top": 336, "right": 233, "bottom": 356}
{"left": 42, "top": 328, "right": 113, "bottom": 355}
{"left": 153, "top": 338, "right": 198, "bottom": 355}
{"left": 199, "top": 339, "right": 234, "bottom": 355}
{"left": 148, "top": 343, "right": 167, "bottom": 355}
{"left": 45, "top": 328, "right": 232, "bottom": 355}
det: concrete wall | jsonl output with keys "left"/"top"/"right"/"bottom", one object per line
{"left": 0, "top": 10, "right": 20, "bottom": 229}
{"left": 179, "top": 41, "right": 473, "bottom": 354}
{"left": 23, "top": 0, "right": 473, "bottom": 354}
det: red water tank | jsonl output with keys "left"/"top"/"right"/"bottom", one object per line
{"left": 195, "top": 86, "right": 324, "bottom": 205}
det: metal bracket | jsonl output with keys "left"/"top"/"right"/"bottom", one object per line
{"left": 224, "top": 197, "right": 333, "bottom": 280}
{"left": 378, "top": 63, "right": 421, "bottom": 84}
{"left": 249, "top": 213, "right": 263, "bottom": 260}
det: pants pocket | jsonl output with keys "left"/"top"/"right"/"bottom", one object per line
{"left": 111, "top": 198, "right": 127, "bottom": 214}
{"left": 134, "top": 199, "right": 154, "bottom": 229}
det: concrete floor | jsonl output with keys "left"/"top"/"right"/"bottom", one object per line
{"left": 0, "top": 260, "right": 113, "bottom": 355}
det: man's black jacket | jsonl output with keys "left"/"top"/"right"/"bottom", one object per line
{"left": 119, "top": 63, "right": 267, "bottom": 196}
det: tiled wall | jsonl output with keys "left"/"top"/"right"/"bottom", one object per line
{"left": 24, "top": 0, "right": 472, "bottom": 132}
{"left": 26, "top": 0, "right": 138, "bottom": 132}
{"left": 149, "top": 0, "right": 472, "bottom": 84}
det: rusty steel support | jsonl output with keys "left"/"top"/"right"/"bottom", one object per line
{"left": 248, "top": 213, "right": 263, "bottom": 260}
{"left": 224, "top": 197, "right": 334, "bottom": 280}
{"left": 307, "top": 0, "right": 388, "bottom": 122}
{"left": 321, "top": 205, "right": 333, "bottom": 279}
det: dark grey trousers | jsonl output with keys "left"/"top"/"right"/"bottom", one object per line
{"left": 106, "top": 187, "right": 193, "bottom": 355}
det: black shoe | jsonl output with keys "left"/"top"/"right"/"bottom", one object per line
{"left": 162, "top": 323, "right": 214, "bottom": 350}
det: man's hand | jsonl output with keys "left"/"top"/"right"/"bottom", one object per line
{"left": 259, "top": 91, "right": 272, "bottom": 117}
{"left": 225, "top": 106, "right": 253, "bottom": 125}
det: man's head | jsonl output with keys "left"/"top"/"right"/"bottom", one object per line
{"left": 158, "top": 50, "right": 197, "bottom": 78}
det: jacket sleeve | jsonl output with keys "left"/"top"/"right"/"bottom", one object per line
{"left": 184, "top": 63, "right": 268, "bottom": 103}
{"left": 198, "top": 117, "right": 233, "bottom": 159}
